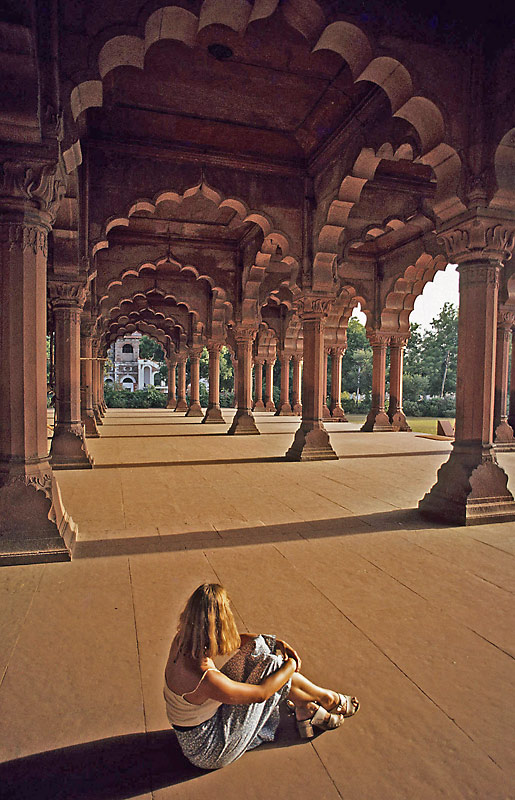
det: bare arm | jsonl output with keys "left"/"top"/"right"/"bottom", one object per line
{"left": 205, "top": 658, "right": 296, "bottom": 705}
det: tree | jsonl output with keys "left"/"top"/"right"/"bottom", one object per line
{"left": 418, "top": 303, "right": 458, "bottom": 396}
{"left": 139, "top": 335, "right": 165, "bottom": 362}
{"left": 341, "top": 318, "right": 372, "bottom": 398}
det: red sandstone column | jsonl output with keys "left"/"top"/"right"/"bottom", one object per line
{"left": 291, "top": 354, "right": 302, "bottom": 415}
{"left": 419, "top": 217, "right": 515, "bottom": 525}
{"left": 49, "top": 282, "right": 92, "bottom": 469}
{"left": 202, "top": 343, "right": 225, "bottom": 423}
{"left": 98, "top": 357, "right": 106, "bottom": 416}
{"left": 361, "top": 333, "right": 394, "bottom": 431}
{"left": 227, "top": 326, "right": 260, "bottom": 435}
{"left": 276, "top": 351, "right": 293, "bottom": 415}
{"left": 330, "top": 347, "right": 347, "bottom": 421}
{"left": 166, "top": 357, "right": 177, "bottom": 409}
{"left": 232, "top": 356, "right": 238, "bottom": 408}
{"left": 80, "top": 318, "right": 99, "bottom": 438}
{"left": 0, "top": 182, "right": 75, "bottom": 563}
{"left": 175, "top": 355, "right": 188, "bottom": 411}
{"left": 322, "top": 347, "right": 331, "bottom": 419}
{"left": 186, "top": 349, "right": 203, "bottom": 417}
{"left": 388, "top": 336, "right": 411, "bottom": 431}
{"left": 91, "top": 344, "right": 103, "bottom": 426}
{"left": 508, "top": 329, "right": 515, "bottom": 433}
{"left": 493, "top": 307, "right": 515, "bottom": 448}
{"left": 264, "top": 358, "right": 276, "bottom": 412}
{"left": 252, "top": 359, "right": 265, "bottom": 411}
{"left": 286, "top": 298, "right": 337, "bottom": 460}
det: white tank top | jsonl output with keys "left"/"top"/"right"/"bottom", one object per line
{"left": 163, "top": 652, "right": 234, "bottom": 727}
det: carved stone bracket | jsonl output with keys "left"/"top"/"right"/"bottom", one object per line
{"left": 438, "top": 216, "right": 515, "bottom": 266}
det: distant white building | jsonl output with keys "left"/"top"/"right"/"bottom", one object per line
{"left": 104, "top": 333, "right": 163, "bottom": 392}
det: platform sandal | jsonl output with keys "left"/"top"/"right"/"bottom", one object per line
{"left": 328, "top": 693, "right": 360, "bottom": 718}
{"left": 296, "top": 704, "right": 345, "bottom": 739}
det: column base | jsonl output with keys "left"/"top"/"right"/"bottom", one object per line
{"left": 174, "top": 399, "right": 189, "bottom": 412}
{"left": 166, "top": 398, "right": 177, "bottom": 409}
{"left": 93, "top": 408, "right": 103, "bottom": 425}
{"left": 185, "top": 402, "right": 203, "bottom": 417}
{"left": 202, "top": 405, "right": 225, "bottom": 424}
{"left": 493, "top": 420, "right": 515, "bottom": 450}
{"left": 275, "top": 402, "right": 293, "bottom": 416}
{"left": 50, "top": 426, "right": 94, "bottom": 470}
{"left": 227, "top": 410, "right": 260, "bottom": 435}
{"left": 330, "top": 405, "right": 348, "bottom": 421}
{"left": 322, "top": 405, "right": 332, "bottom": 419}
{"left": 361, "top": 410, "right": 394, "bottom": 432}
{"left": 83, "top": 414, "right": 100, "bottom": 438}
{"left": 389, "top": 410, "right": 412, "bottom": 432}
{"left": 0, "top": 467, "right": 77, "bottom": 565}
{"left": 285, "top": 421, "right": 338, "bottom": 461}
{"left": 265, "top": 401, "right": 276, "bottom": 412}
{"left": 252, "top": 400, "right": 266, "bottom": 411}
{"left": 419, "top": 443, "right": 515, "bottom": 525}
{"left": 292, "top": 403, "right": 302, "bottom": 415}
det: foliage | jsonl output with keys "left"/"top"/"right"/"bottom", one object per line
{"left": 104, "top": 385, "right": 167, "bottom": 408}
{"left": 341, "top": 318, "right": 373, "bottom": 398}
{"left": 418, "top": 303, "right": 458, "bottom": 396}
{"left": 139, "top": 335, "right": 165, "bottom": 363}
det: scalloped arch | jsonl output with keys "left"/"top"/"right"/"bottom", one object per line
{"left": 381, "top": 253, "right": 449, "bottom": 333}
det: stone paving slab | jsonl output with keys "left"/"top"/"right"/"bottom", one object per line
{"left": 3, "top": 409, "right": 514, "bottom": 799}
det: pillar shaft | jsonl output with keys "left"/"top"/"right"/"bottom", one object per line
{"left": 252, "top": 360, "right": 265, "bottom": 411}
{"left": 361, "top": 334, "right": 394, "bottom": 431}
{"left": 166, "top": 358, "right": 177, "bottom": 409}
{"left": 493, "top": 310, "right": 515, "bottom": 447}
{"left": 227, "top": 328, "right": 260, "bottom": 434}
{"left": 322, "top": 348, "right": 331, "bottom": 418}
{"left": 0, "top": 199, "right": 75, "bottom": 563}
{"left": 276, "top": 353, "right": 293, "bottom": 415}
{"left": 329, "top": 347, "right": 346, "bottom": 421}
{"left": 291, "top": 355, "right": 302, "bottom": 415}
{"left": 91, "top": 347, "right": 103, "bottom": 425}
{"left": 186, "top": 350, "right": 203, "bottom": 416}
{"left": 202, "top": 344, "right": 224, "bottom": 423}
{"left": 264, "top": 359, "right": 276, "bottom": 412}
{"left": 175, "top": 357, "right": 188, "bottom": 411}
{"left": 232, "top": 357, "right": 238, "bottom": 407}
{"left": 419, "top": 239, "right": 515, "bottom": 525}
{"left": 80, "top": 324, "right": 99, "bottom": 437}
{"left": 388, "top": 338, "right": 411, "bottom": 431}
{"left": 509, "top": 329, "right": 515, "bottom": 432}
{"left": 49, "top": 286, "right": 92, "bottom": 469}
{"left": 286, "top": 304, "right": 337, "bottom": 460}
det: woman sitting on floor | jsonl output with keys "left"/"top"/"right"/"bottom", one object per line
{"left": 164, "top": 583, "right": 359, "bottom": 770}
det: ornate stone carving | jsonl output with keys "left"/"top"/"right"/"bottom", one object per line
{"left": 296, "top": 295, "right": 333, "bottom": 317}
{"left": 232, "top": 325, "right": 258, "bottom": 342}
{"left": 367, "top": 330, "right": 391, "bottom": 347}
{"left": 497, "top": 307, "right": 515, "bottom": 331}
{"left": 0, "top": 159, "right": 67, "bottom": 223}
{"left": 48, "top": 281, "right": 87, "bottom": 310}
{"left": 7, "top": 223, "right": 48, "bottom": 256}
{"left": 438, "top": 217, "right": 515, "bottom": 265}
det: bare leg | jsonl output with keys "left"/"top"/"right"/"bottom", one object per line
{"left": 287, "top": 672, "right": 339, "bottom": 719}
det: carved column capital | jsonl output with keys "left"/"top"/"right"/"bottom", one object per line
{"left": 437, "top": 215, "right": 515, "bottom": 266}
{"left": 296, "top": 294, "right": 334, "bottom": 319}
{"left": 0, "top": 158, "right": 67, "bottom": 224}
{"left": 367, "top": 330, "right": 391, "bottom": 348}
{"left": 232, "top": 325, "right": 258, "bottom": 343}
{"left": 187, "top": 347, "right": 203, "bottom": 360}
{"left": 331, "top": 346, "right": 346, "bottom": 357}
{"left": 498, "top": 305, "right": 515, "bottom": 332}
{"left": 207, "top": 340, "right": 223, "bottom": 354}
{"left": 389, "top": 334, "right": 410, "bottom": 348}
{"left": 48, "top": 281, "right": 87, "bottom": 311}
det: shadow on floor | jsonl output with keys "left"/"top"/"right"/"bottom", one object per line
{"left": 0, "top": 716, "right": 305, "bottom": 800}
{"left": 73, "top": 508, "right": 454, "bottom": 559}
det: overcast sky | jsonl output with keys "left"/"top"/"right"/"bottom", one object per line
{"left": 352, "top": 263, "right": 459, "bottom": 331}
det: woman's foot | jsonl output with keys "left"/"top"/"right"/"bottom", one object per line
{"left": 326, "top": 692, "right": 360, "bottom": 717}
{"left": 295, "top": 703, "right": 345, "bottom": 739}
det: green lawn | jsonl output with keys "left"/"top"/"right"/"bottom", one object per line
{"left": 344, "top": 415, "right": 455, "bottom": 435}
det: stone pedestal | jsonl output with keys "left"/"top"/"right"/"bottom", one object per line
{"left": 202, "top": 344, "right": 225, "bottom": 423}
{"left": 420, "top": 228, "right": 515, "bottom": 526}
{"left": 175, "top": 356, "right": 189, "bottom": 411}
{"left": 0, "top": 192, "right": 76, "bottom": 563}
{"left": 166, "top": 357, "right": 177, "bottom": 409}
{"left": 330, "top": 347, "right": 347, "bottom": 421}
{"left": 291, "top": 354, "right": 302, "bottom": 415}
{"left": 275, "top": 353, "right": 293, "bottom": 415}
{"left": 493, "top": 309, "right": 515, "bottom": 449}
{"left": 228, "top": 327, "right": 260, "bottom": 435}
{"left": 264, "top": 359, "right": 276, "bottom": 412}
{"left": 286, "top": 301, "right": 337, "bottom": 460}
{"left": 49, "top": 284, "right": 92, "bottom": 469}
{"left": 252, "top": 359, "right": 265, "bottom": 411}
{"left": 388, "top": 337, "right": 411, "bottom": 432}
{"left": 361, "top": 333, "right": 394, "bottom": 431}
{"left": 80, "top": 321, "right": 100, "bottom": 438}
{"left": 186, "top": 350, "right": 203, "bottom": 417}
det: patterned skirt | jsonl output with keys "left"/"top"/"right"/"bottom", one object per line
{"left": 173, "top": 634, "right": 291, "bottom": 770}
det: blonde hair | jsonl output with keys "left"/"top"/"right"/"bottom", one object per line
{"left": 176, "top": 583, "right": 241, "bottom": 660}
